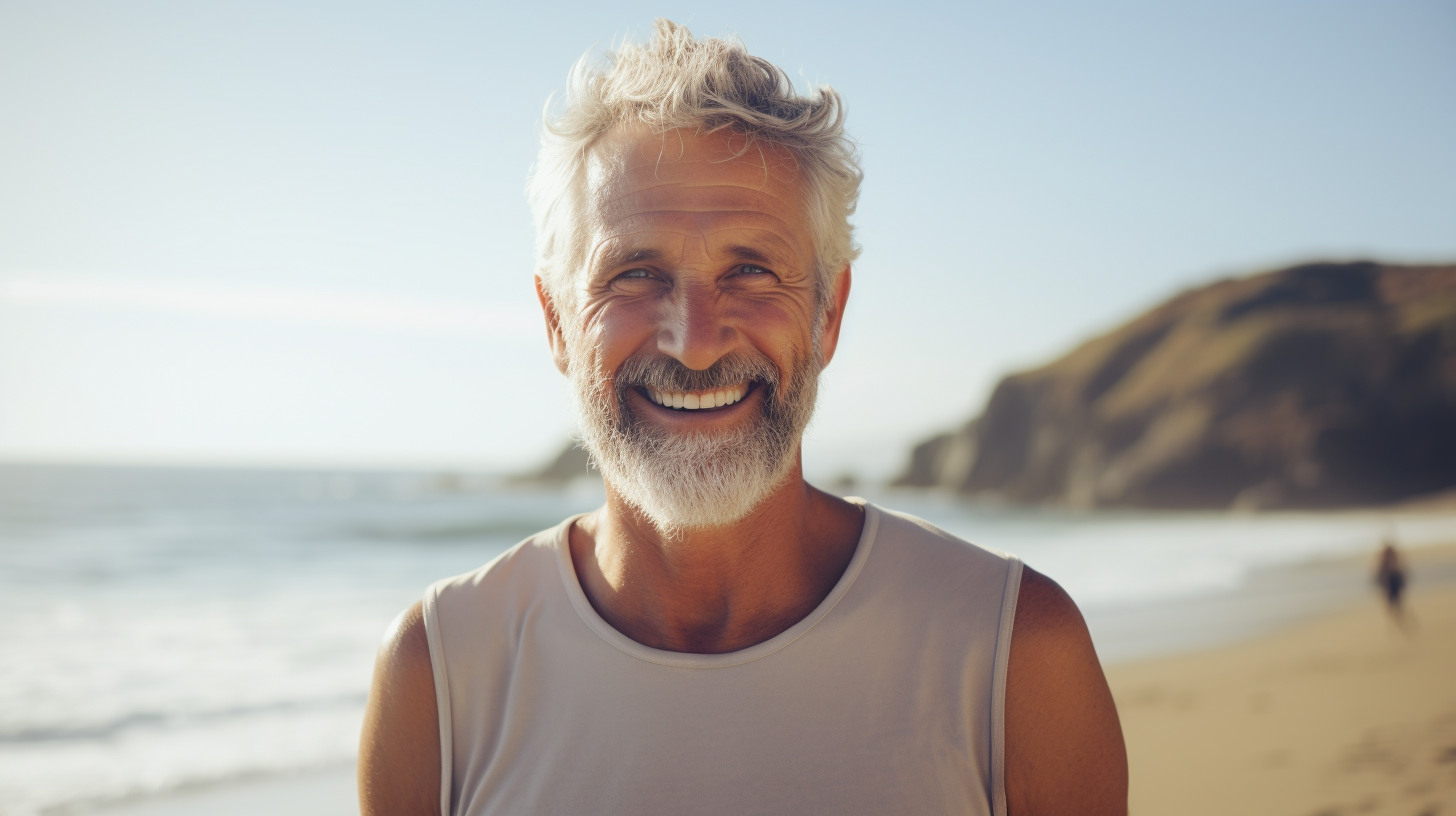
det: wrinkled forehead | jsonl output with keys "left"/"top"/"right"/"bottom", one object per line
{"left": 582, "top": 126, "right": 814, "bottom": 259}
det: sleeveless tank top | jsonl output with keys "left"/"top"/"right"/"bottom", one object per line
{"left": 422, "top": 500, "right": 1023, "bottom": 816}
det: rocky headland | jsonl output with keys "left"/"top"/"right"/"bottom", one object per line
{"left": 894, "top": 261, "right": 1456, "bottom": 510}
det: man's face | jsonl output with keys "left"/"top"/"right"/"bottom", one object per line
{"left": 543, "top": 126, "right": 843, "bottom": 531}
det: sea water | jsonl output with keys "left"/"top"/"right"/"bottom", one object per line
{"left": 2, "top": 465, "right": 1454, "bottom": 816}
{"left": 0, "top": 466, "right": 600, "bottom": 816}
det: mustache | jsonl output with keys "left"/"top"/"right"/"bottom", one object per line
{"left": 615, "top": 351, "right": 780, "bottom": 395}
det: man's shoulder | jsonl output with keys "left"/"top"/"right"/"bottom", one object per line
{"left": 426, "top": 517, "right": 572, "bottom": 618}
{"left": 851, "top": 502, "right": 1020, "bottom": 618}
{"left": 867, "top": 501, "right": 1016, "bottom": 569}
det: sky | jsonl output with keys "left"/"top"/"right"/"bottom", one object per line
{"left": 1, "top": 0, "right": 1453, "bottom": 479}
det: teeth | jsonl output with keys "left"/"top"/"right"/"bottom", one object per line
{"left": 645, "top": 383, "right": 749, "bottom": 410}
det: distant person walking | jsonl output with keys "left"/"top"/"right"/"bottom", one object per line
{"left": 1374, "top": 536, "right": 1409, "bottom": 629}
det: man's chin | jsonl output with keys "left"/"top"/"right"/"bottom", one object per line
{"left": 589, "top": 437, "right": 795, "bottom": 533}
{"left": 570, "top": 364, "right": 818, "bottom": 532}
{"left": 617, "top": 470, "right": 787, "bottom": 534}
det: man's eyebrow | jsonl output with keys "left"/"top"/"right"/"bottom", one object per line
{"left": 608, "top": 248, "right": 666, "bottom": 267}
{"left": 723, "top": 245, "right": 778, "bottom": 264}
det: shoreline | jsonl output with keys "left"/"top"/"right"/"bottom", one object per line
{"left": 1109, "top": 582, "right": 1456, "bottom": 814}
{"left": 80, "top": 542, "right": 1456, "bottom": 816}
{"left": 1087, "top": 539, "right": 1456, "bottom": 665}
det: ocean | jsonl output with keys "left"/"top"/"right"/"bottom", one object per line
{"left": 2, "top": 464, "right": 1454, "bottom": 816}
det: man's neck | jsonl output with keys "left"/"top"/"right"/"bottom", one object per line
{"left": 568, "top": 460, "right": 865, "bottom": 654}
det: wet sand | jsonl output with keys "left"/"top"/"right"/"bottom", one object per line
{"left": 1108, "top": 543, "right": 1456, "bottom": 816}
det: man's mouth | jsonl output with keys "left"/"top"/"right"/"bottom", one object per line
{"left": 642, "top": 382, "right": 751, "bottom": 411}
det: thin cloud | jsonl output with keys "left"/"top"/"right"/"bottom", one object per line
{"left": 0, "top": 276, "right": 538, "bottom": 336}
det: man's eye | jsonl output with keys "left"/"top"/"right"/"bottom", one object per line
{"left": 737, "top": 264, "right": 774, "bottom": 277}
{"left": 608, "top": 268, "right": 665, "bottom": 292}
{"left": 611, "top": 268, "right": 661, "bottom": 287}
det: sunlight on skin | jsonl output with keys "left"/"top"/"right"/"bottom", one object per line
{"left": 532, "top": 126, "right": 861, "bottom": 656}
{"left": 550, "top": 126, "right": 830, "bottom": 386}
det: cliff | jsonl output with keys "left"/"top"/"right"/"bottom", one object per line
{"left": 894, "top": 261, "right": 1456, "bottom": 510}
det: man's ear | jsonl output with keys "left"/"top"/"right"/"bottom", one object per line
{"left": 816, "top": 265, "right": 853, "bottom": 368}
{"left": 535, "top": 275, "right": 570, "bottom": 376}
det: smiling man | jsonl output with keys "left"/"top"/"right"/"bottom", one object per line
{"left": 360, "top": 20, "right": 1126, "bottom": 816}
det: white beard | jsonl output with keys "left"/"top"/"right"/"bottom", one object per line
{"left": 568, "top": 340, "right": 821, "bottom": 534}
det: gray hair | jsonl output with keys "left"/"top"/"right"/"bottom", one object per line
{"left": 527, "top": 19, "right": 863, "bottom": 311}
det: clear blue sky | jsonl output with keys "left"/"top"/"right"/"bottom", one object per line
{"left": 2, "top": 1, "right": 1452, "bottom": 477}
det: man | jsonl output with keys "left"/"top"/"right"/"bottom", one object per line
{"left": 360, "top": 20, "right": 1126, "bottom": 816}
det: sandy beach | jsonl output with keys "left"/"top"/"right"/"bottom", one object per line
{"left": 1109, "top": 544, "right": 1456, "bottom": 816}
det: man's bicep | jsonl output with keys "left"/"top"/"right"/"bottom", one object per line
{"left": 359, "top": 601, "right": 444, "bottom": 816}
{"left": 1003, "top": 567, "right": 1127, "bottom": 816}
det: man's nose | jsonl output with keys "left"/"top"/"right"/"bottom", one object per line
{"left": 657, "top": 283, "right": 738, "bottom": 371}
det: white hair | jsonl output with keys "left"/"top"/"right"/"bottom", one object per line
{"left": 526, "top": 19, "right": 863, "bottom": 311}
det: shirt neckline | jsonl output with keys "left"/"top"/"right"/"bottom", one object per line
{"left": 553, "top": 498, "right": 881, "bottom": 669}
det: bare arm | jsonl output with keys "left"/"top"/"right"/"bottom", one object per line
{"left": 359, "top": 601, "right": 443, "bottom": 816}
{"left": 1004, "top": 567, "right": 1128, "bottom": 816}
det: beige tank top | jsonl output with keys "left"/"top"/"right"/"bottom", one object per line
{"left": 422, "top": 500, "right": 1022, "bottom": 816}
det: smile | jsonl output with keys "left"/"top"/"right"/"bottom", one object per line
{"left": 644, "top": 382, "right": 750, "bottom": 411}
